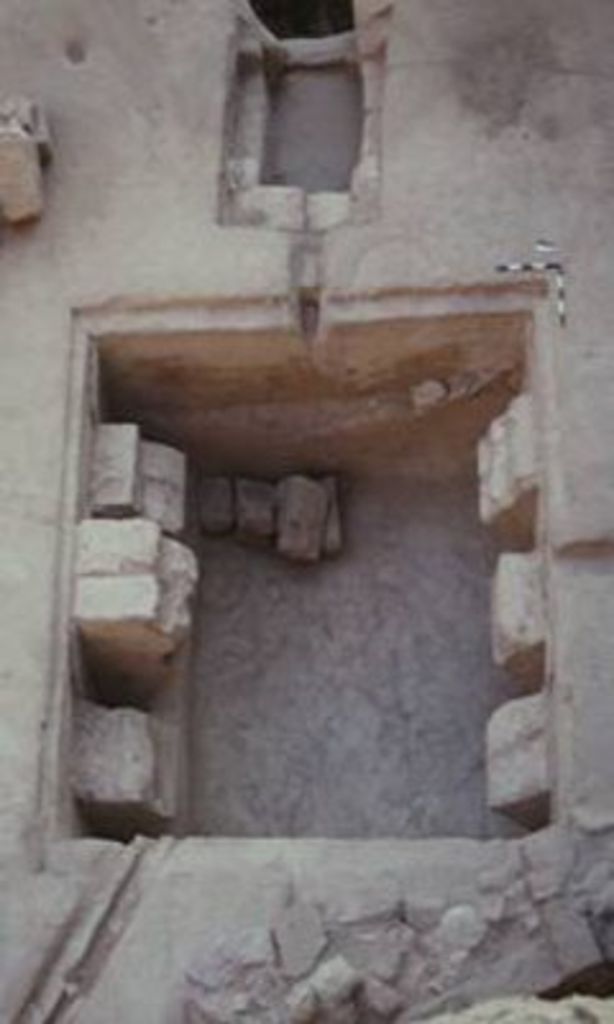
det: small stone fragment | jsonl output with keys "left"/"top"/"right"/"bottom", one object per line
{"left": 199, "top": 477, "right": 235, "bottom": 535}
{"left": 309, "top": 956, "right": 361, "bottom": 1009}
{"left": 89, "top": 423, "right": 143, "bottom": 517}
{"left": 141, "top": 440, "right": 187, "bottom": 537}
{"left": 236, "top": 479, "right": 276, "bottom": 544}
{"left": 322, "top": 476, "right": 343, "bottom": 557}
{"left": 363, "top": 977, "right": 404, "bottom": 1019}
{"left": 277, "top": 475, "right": 328, "bottom": 564}
{"left": 286, "top": 983, "right": 318, "bottom": 1024}
{"left": 274, "top": 901, "right": 327, "bottom": 980}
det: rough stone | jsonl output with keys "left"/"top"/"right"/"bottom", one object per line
{"left": 199, "top": 477, "right": 235, "bottom": 535}
{"left": 158, "top": 537, "right": 199, "bottom": 639}
{"left": 236, "top": 479, "right": 277, "bottom": 544}
{"left": 277, "top": 475, "right": 328, "bottom": 564}
{"left": 487, "top": 693, "right": 550, "bottom": 829}
{"left": 309, "top": 956, "right": 361, "bottom": 1010}
{"left": 492, "top": 552, "right": 546, "bottom": 687}
{"left": 71, "top": 701, "right": 173, "bottom": 834}
{"left": 89, "top": 423, "right": 143, "bottom": 517}
{"left": 75, "top": 518, "right": 160, "bottom": 577}
{"left": 478, "top": 393, "right": 538, "bottom": 546}
{"left": 141, "top": 440, "right": 187, "bottom": 537}
{"left": 0, "top": 127, "right": 43, "bottom": 223}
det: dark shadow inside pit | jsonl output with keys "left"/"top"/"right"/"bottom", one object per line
{"left": 249, "top": 0, "right": 354, "bottom": 38}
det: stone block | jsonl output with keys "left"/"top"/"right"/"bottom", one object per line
{"left": 309, "top": 956, "right": 361, "bottom": 1012}
{"left": 199, "top": 477, "right": 234, "bottom": 535}
{"left": 0, "top": 128, "right": 43, "bottom": 223}
{"left": 158, "top": 537, "right": 199, "bottom": 638}
{"left": 0, "top": 96, "right": 52, "bottom": 163}
{"left": 492, "top": 552, "right": 546, "bottom": 687}
{"left": 141, "top": 440, "right": 187, "bottom": 537}
{"left": 277, "top": 475, "right": 328, "bottom": 563}
{"left": 478, "top": 394, "right": 538, "bottom": 547}
{"left": 323, "top": 476, "right": 343, "bottom": 557}
{"left": 71, "top": 701, "right": 174, "bottom": 837}
{"left": 236, "top": 479, "right": 277, "bottom": 544}
{"left": 487, "top": 693, "right": 550, "bottom": 829}
{"left": 89, "top": 423, "right": 143, "bottom": 517}
{"left": 75, "top": 518, "right": 160, "bottom": 577}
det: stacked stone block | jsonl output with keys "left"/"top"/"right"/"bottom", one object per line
{"left": 199, "top": 472, "right": 343, "bottom": 564}
{"left": 72, "top": 422, "right": 197, "bottom": 839}
{"left": 478, "top": 393, "right": 551, "bottom": 829}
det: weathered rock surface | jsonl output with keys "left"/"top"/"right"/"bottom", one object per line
{"left": 277, "top": 475, "right": 328, "bottom": 563}
{"left": 487, "top": 693, "right": 550, "bottom": 828}
{"left": 89, "top": 423, "right": 143, "bottom": 517}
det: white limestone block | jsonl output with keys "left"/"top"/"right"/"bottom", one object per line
{"left": 141, "top": 440, "right": 187, "bottom": 537}
{"left": 478, "top": 393, "right": 538, "bottom": 545}
{"left": 492, "top": 552, "right": 546, "bottom": 687}
{"left": 158, "top": 537, "right": 199, "bottom": 638}
{"left": 89, "top": 423, "right": 143, "bottom": 517}
{"left": 76, "top": 518, "right": 160, "bottom": 577}
{"left": 75, "top": 574, "right": 161, "bottom": 626}
{"left": 71, "top": 702, "right": 174, "bottom": 834}
{"left": 487, "top": 693, "right": 550, "bottom": 829}
{"left": 0, "top": 129, "right": 43, "bottom": 223}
